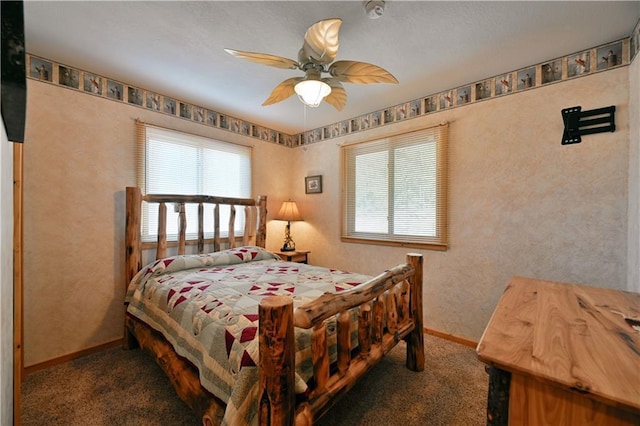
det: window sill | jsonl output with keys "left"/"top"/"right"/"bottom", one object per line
{"left": 340, "top": 237, "right": 447, "bottom": 252}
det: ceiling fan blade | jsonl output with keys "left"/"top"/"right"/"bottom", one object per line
{"left": 322, "top": 78, "right": 347, "bottom": 111}
{"left": 329, "top": 60, "right": 399, "bottom": 84}
{"left": 300, "top": 18, "right": 342, "bottom": 65}
{"left": 224, "top": 48, "right": 299, "bottom": 70}
{"left": 262, "top": 77, "right": 304, "bottom": 106}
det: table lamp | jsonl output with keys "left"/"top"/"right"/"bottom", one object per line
{"left": 275, "top": 200, "right": 303, "bottom": 251}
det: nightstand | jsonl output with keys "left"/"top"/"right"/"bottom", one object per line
{"left": 275, "top": 250, "right": 310, "bottom": 264}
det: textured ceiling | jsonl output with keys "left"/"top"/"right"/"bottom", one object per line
{"left": 23, "top": 1, "right": 640, "bottom": 134}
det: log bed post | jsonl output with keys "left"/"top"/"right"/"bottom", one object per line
{"left": 259, "top": 296, "right": 296, "bottom": 426}
{"left": 125, "top": 186, "right": 142, "bottom": 287}
{"left": 256, "top": 195, "right": 267, "bottom": 249}
{"left": 405, "top": 253, "right": 424, "bottom": 372}
{"left": 157, "top": 202, "right": 167, "bottom": 259}
{"left": 125, "top": 186, "right": 142, "bottom": 349}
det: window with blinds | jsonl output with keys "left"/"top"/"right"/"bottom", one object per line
{"left": 136, "top": 122, "right": 252, "bottom": 242}
{"left": 341, "top": 123, "right": 448, "bottom": 250}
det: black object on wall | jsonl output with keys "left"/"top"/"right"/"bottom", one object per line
{"left": 1, "top": 0, "right": 27, "bottom": 143}
{"left": 561, "top": 105, "right": 615, "bottom": 145}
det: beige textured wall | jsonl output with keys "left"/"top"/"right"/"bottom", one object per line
{"left": 291, "top": 67, "right": 631, "bottom": 341}
{"left": 23, "top": 80, "right": 291, "bottom": 366}
{"left": 629, "top": 55, "right": 640, "bottom": 292}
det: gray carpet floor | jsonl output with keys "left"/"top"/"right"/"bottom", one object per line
{"left": 22, "top": 334, "right": 488, "bottom": 425}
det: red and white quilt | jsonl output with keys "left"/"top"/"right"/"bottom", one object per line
{"left": 126, "top": 246, "right": 371, "bottom": 425}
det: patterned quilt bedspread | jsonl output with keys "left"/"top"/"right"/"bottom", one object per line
{"left": 125, "top": 246, "right": 371, "bottom": 425}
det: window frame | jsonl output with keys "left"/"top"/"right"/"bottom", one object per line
{"left": 136, "top": 122, "right": 252, "bottom": 243}
{"left": 341, "top": 123, "right": 448, "bottom": 251}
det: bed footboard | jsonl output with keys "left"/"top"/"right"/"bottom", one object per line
{"left": 259, "top": 253, "right": 424, "bottom": 425}
{"left": 126, "top": 315, "right": 225, "bottom": 425}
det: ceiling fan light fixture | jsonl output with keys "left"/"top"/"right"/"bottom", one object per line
{"left": 294, "top": 79, "right": 331, "bottom": 108}
{"left": 226, "top": 18, "right": 397, "bottom": 110}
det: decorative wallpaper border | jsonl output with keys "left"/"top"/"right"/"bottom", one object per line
{"left": 296, "top": 34, "right": 636, "bottom": 146}
{"left": 26, "top": 19, "right": 639, "bottom": 148}
{"left": 26, "top": 54, "right": 296, "bottom": 147}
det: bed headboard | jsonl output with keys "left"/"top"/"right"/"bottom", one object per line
{"left": 125, "top": 186, "right": 267, "bottom": 285}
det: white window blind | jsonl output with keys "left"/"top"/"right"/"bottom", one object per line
{"left": 137, "top": 122, "right": 252, "bottom": 242}
{"left": 342, "top": 123, "right": 448, "bottom": 249}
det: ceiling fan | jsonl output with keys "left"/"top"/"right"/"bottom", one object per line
{"left": 224, "top": 18, "right": 398, "bottom": 110}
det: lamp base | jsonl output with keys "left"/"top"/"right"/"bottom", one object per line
{"left": 281, "top": 221, "right": 296, "bottom": 252}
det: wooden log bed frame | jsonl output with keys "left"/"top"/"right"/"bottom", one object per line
{"left": 124, "top": 186, "right": 424, "bottom": 425}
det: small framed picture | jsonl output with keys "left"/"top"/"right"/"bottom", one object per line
{"left": 305, "top": 175, "right": 322, "bottom": 194}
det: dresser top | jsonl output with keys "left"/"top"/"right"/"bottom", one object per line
{"left": 477, "top": 276, "right": 640, "bottom": 410}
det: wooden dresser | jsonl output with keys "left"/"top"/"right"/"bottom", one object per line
{"left": 477, "top": 276, "right": 640, "bottom": 425}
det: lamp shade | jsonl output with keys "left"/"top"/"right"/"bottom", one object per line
{"left": 275, "top": 201, "right": 303, "bottom": 222}
{"left": 294, "top": 80, "right": 331, "bottom": 108}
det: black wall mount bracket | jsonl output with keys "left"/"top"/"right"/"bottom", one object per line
{"left": 561, "top": 105, "right": 615, "bottom": 145}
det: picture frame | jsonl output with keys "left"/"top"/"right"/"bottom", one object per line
{"left": 305, "top": 175, "right": 322, "bottom": 194}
